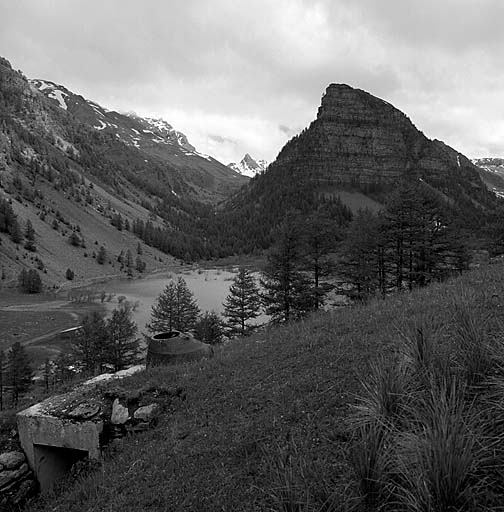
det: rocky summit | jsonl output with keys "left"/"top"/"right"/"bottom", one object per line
{"left": 273, "top": 83, "right": 485, "bottom": 191}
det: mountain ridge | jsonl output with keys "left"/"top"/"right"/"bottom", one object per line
{"left": 28, "top": 77, "right": 248, "bottom": 203}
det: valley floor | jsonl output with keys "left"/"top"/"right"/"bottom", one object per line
{"left": 26, "top": 262, "right": 504, "bottom": 511}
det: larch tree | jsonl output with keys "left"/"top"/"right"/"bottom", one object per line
{"left": 148, "top": 277, "right": 200, "bottom": 333}
{"left": 223, "top": 267, "right": 262, "bottom": 336}
{"left": 338, "top": 209, "right": 383, "bottom": 301}
{"left": 261, "top": 217, "right": 312, "bottom": 323}
{"left": 300, "top": 212, "right": 339, "bottom": 309}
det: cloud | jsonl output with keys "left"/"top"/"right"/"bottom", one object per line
{"left": 1, "top": 0, "right": 504, "bottom": 160}
{"left": 208, "top": 134, "right": 237, "bottom": 145}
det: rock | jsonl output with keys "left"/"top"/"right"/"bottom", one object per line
{"left": 68, "top": 401, "right": 101, "bottom": 420}
{"left": 0, "top": 463, "right": 29, "bottom": 491}
{"left": 111, "top": 398, "right": 129, "bottom": 424}
{"left": 134, "top": 403, "right": 159, "bottom": 422}
{"left": 0, "top": 451, "right": 25, "bottom": 470}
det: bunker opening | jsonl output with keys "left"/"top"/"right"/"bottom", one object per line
{"left": 33, "top": 444, "right": 88, "bottom": 493}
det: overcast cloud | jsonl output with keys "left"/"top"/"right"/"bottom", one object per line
{"left": 1, "top": 0, "right": 503, "bottom": 163}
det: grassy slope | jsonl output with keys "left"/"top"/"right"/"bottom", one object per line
{"left": 0, "top": 180, "right": 174, "bottom": 288}
{"left": 30, "top": 263, "right": 504, "bottom": 511}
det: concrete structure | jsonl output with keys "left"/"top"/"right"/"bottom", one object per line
{"left": 17, "top": 365, "right": 145, "bottom": 492}
{"left": 17, "top": 405, "right": 102, "bottom": 492}
{"left": 146, "top": 331, "right": 213, "bottom": 367}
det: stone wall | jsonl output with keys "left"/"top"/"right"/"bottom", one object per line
{"left": 0, "top": 450, "right": 37, "bottom": 509}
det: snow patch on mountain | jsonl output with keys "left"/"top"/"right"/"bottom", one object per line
{"left": 94, "top": 120, "right": 107, "bottom": 130}
{"left": 30, "top": 79, "right": 69, "bottom": 109}
{"left": 228, "top": 153, "right": 268, "bottom": 177}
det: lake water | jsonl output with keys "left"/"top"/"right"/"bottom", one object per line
{"left": 104, "top": 268, "right": 267, "bottom": 333}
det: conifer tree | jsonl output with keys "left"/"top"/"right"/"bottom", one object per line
{"left": 148, "top": 277, "right": 200, "bottom": 333}
{"left": 339, "top": 209, "right": 383, "bottom": 301}
{"left": 73, "top": 312, "right": 108, "bottom": 375}
{"left": 24, "top": 219, "right": 36, "bottom": 251}
{"left": 223, "top": 267, "right": 262, "bottom": 336}
{"left": 125, "top": 249, "right": 133, "bottom": 268}
{"left": 106, "top": 305, "right": 140, "bottom": 372}
{"left": 261, "top": 218, "right": 312, "bottom": 323}
{"left": 301, "top": 212, "right": 339, "bottom": 309}
{"left": 10, "top": 218, "right": 22, "bottom": 244}
{"left": 0, "top": 351, "right": 4, "bottom": 410}
{"left": 96, "top": 245, "right": 106, "bottom": 265}
{"left": 6, "top": 342, "right": 32, "bottom": 406}
{"left": 18, "top": 268, "right": 42, "bottom": 293}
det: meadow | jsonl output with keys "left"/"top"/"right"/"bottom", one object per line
{"left": 27, "top": 262, "right": 504, "bottom": 511}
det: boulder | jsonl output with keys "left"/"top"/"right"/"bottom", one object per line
{"left": 111, "top": 398, "right": 129, "bottom": 425}
{"left": 0, "top": 451, "right": 25, "bottom": 470}
{"left": 134, "top": 403, "right": 159, "bottom": 422}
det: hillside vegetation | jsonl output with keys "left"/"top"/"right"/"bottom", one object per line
{"left": 29, "top": 262, "right": 504, "bottom": 511}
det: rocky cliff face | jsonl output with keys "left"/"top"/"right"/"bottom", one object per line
{"left": 273, "top": 83, "right": 484, "bottom": 191}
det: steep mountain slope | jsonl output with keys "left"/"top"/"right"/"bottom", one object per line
{"left": 29, "top": 79, "right": 248, "bottom": 202}
{"left": 0, "top": 55, "right": 251, "bottom": 284}
{"left": 206, "top": 84, "right": 502, "bottom": 253}
{"left": 228, "top": 153, "right": 267, "bottom": 177}
{"left": 0, "top": 57, "right": 188, "bottom": 285}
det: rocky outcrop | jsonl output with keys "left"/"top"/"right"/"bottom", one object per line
{"left": 273, "top": 83, "right": 485, "bottom": 191}
{"left": 0, "top": 451, "right": 37, "bottom": 509}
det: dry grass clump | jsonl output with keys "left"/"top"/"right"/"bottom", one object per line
{"left": 349, "top": 292, "right": 504, "bottom": 511}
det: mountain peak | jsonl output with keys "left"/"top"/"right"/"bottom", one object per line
{"left": 228, "top": 154, "right": 267, "bottom": 177}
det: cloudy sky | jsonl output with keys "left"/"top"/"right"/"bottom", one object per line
{"left": 1, "top": 0, "right": 503, "bottom": 164}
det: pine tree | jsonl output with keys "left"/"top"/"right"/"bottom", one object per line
{"left": 261, "top": 218, "right": 312, "bottom": 323}
{"left": 106, "top": 305, "right": 140, "bottom": 372}
{"left": 223, "top": 267, "right": 262, "bottom": 336}
{"left": 6, "top": 342, "right": 32, "bottom": 406}
{"left": 148, "top": 277, "right": 200, "bottom": 333}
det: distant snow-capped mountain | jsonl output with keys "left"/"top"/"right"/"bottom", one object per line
{"left": 29, "top": 78, "right": 248, "bottom": 201}
{"left": 29, "top": 79, "right": 199, "bottom": 154}
{"left": 228, "top": 153, "right": 267, "bottom": 177}
{"left": 472, "top": 157, "right": 504, "bottom": 175}
{"left": 472, "top": 158, "right": 504, "bottom": 198}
